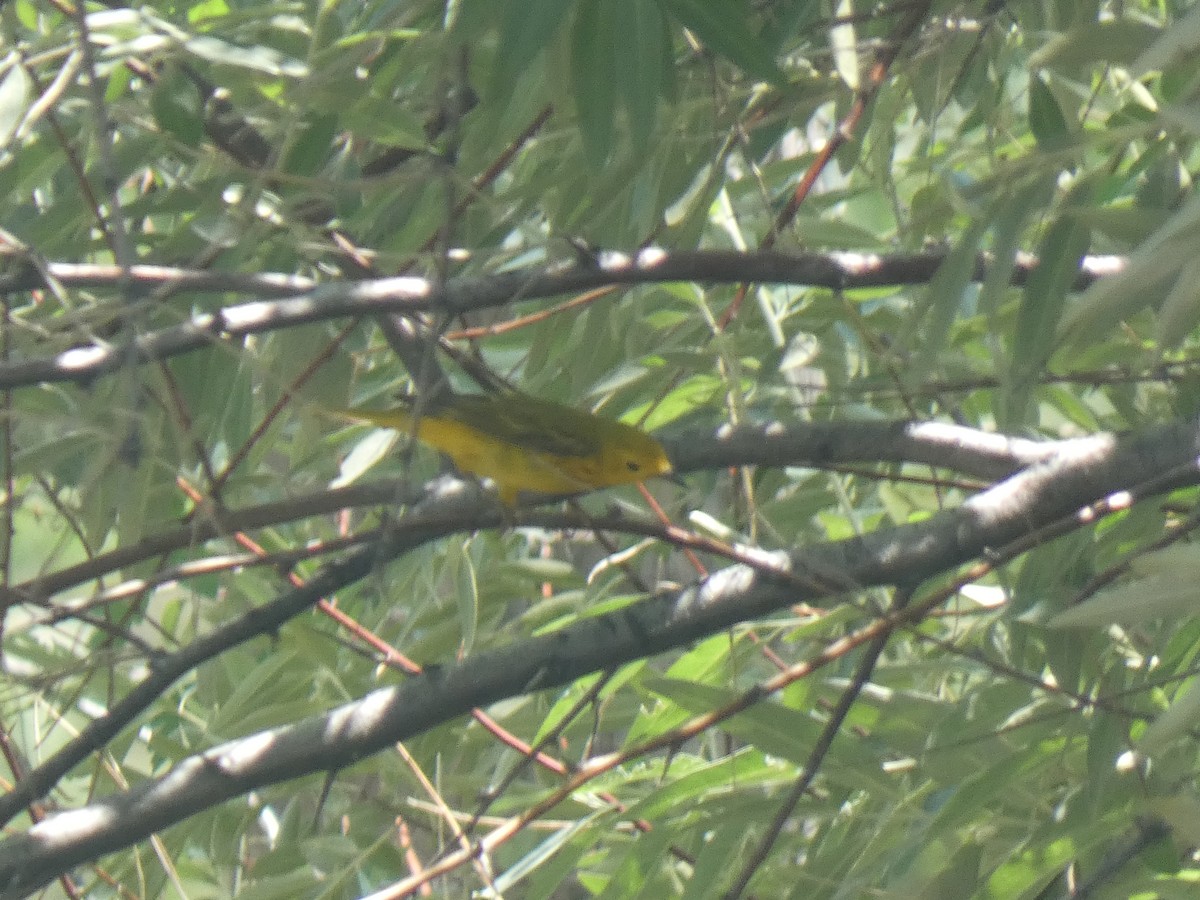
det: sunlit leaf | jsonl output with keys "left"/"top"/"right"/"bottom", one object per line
{"left": 0, "top": 64, "right": 31, "bottom": 146}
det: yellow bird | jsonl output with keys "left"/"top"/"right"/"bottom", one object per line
{"left": 337, "top": 392, "right": 673, "bottom": 506}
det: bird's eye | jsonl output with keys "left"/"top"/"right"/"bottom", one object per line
{"left": 626, "top": 460, "right": 641, "bottom": 472}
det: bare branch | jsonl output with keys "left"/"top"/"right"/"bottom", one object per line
{"left": 0, "top": 249, "right": 1126, "bottom": 389}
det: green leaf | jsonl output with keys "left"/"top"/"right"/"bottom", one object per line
{"left": 909, "top": 217, "right": 989, "bottom": 373}
{"left": 1140, "top": 678, "right": 1200, "bottom": 753}
{"left": 1148, "top": 794, "right": 1200, "bottom": 846}
{"left": 1135, "top": 2, "right": 1200, "bottom": 74}
{"left": 1060, "top": 251, "right": 1182, "bottom": 347}
{"left": 282, "top": 113, "right": 338, "bottom": 177}
{"left": 332, "top": 426, "right": 400, "bottom": 487}
{"left": 571, "top": 0, "right": 616, "bottom": 162}
{"left": 644, "top": 676, "right": 897, "bottom": 794}
{"left": 1005, "top": 201, "right": 1091, "bottom": 426}
{"left": 1155, "top": 256, "right": 1200, "bottom": 350}
{"left": 208, "top": 649, "right": 300, "bottom": 736}
{"left": 453, "top": 544, "right": 480, "bottom": 653}
{"left": 14, "top": 0, "right": 40, "bottom": 30}
{"left": 151, "top": 73, "right": 205, "bottom": 146}
{"left": 1030, "top": 20, "right": 1163, "bottom": 70}
{"left": 492, "top": 811, "right": 605, "bottom": 896}
{"left": 183, "top": 34, "right": 309, "bottom": 78}
{"left": 493, "top": 0, "right": 575, "bottom": 103}
{"left": 344, "top": 95, "right": 430, "bottom": 149}
{"left": 0, "top": 63, "right": 31, "bottom": 146}
{"left": 1029, "top": 75, "right": 1072, "bottom": 150}
{"left": 1049, "top": 577, "right": 1200, "bottom": 630}
{"left": 188, "top": 0, "right": 231, "bottom": 23}
{"left": 661, "top": 0, "right": 782, "bottom": 83}
{"left": 615, "top": 0, "right": 666, "bottom": 153}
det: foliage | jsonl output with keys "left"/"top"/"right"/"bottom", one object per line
{"left": 2, "top": 0, "right": 1200, "bottom": 897}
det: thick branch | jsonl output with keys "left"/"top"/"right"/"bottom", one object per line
{"left": 6, "top": 420, "right": 1086, "bottom": 610}
{"left": 0, "top": 249, "right": 1126, "bottom": 389}
{"left": 0, "top": 418, "right": 1195, "bottom": 896}
{"left": 668, "top": 419, "right": 1079, "bottom": 481}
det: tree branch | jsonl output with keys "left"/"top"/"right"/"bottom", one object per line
{"left": 5, "top": 419, "right": 1090, "bottom": 611}
{"left": 0, "top": 249, "right": 1126, "bottom": 389}
{"left": 0, "top": 417, "right": 1194, "bottom": 895}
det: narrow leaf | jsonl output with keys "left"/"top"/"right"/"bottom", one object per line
{"left": 661, "top": 0, "right": 782, "bottom": 82}
{"left": 0, "top": 64, "right": 32, "bottom": 146}
{"left": 1155, "top": 256, "right": 1200, "bottom": 350}
{"left": 1005, "top": 203, "right": 1091, "bottom": 425}
{"left": 571, "top": 0, "right": 616, "bottom": 162}
{"left": 1140, "top": 678, "right": 1200, "bottom": 753}
{"left": 1048, "top": 575, "right": 1200, "bottom": 628}
{"left": 1029, "top": 75, "right": 1071, "bottom": 150}
{"left": 492, "top": 0, "right": 574, "bottom": 102}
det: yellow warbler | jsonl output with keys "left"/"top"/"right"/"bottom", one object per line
{"left": 337, "top": 393, "right": 673, "bottom": 506}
